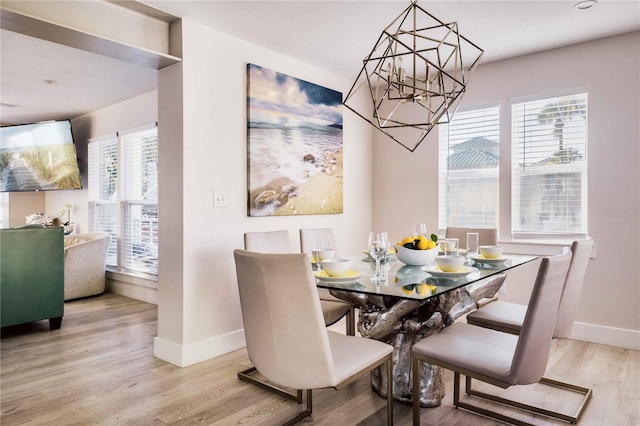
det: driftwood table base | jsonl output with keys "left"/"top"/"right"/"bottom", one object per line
{"left": 330, "top": 274, "right": 505, "bottom": 407}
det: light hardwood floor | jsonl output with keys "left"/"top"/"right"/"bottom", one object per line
{"left": 1, "top": 293, "right": 638, "bottom": 425}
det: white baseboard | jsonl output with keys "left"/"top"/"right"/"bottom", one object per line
{"left": 570, "top": 322, "right": 640, "bottom": 350}
{"left": 154, "top": 329, "right": 246, "bottom": 367}
{"left": 106, "top": 272, "right": 158, "bottom": 305}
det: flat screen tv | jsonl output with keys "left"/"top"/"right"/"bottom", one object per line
{"left": 0, "top": 120, "right": 82, "bottom": 192}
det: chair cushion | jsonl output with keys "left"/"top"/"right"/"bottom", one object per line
{"left": 466, "top": 301, "right": 527, "bottom": 335}
{"left": 327, "top": 331, "right": 393, "bottom": 386}
{"left": 64, "top": 237, "right": 87, "bottom": 248}
{"left": 321, "top": 300, "right": 351, "bottom": 326}
{"left": 318, "top": 287, "right": 346, "bottom": 303}
{"left": 412, "top": 322, "right": 519, "bottom": 385}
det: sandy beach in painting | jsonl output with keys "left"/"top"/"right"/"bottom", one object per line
{"left": 248, "top": 145, "right": 343, "bottom": 216}
{"left": 273, "top": 148, "right": 343, "bottom": 216}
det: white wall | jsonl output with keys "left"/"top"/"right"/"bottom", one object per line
{"left": 153, "top": 19, "right": 373, "bottom": 367}
{"left": 373, "top": 32, "right": 640, "bottom": 349}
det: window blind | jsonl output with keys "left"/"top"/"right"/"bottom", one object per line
{"left": 120, "top": 127, "right": 158, "bottom": 275}
{"left": 88, "top": 125, "right": 158, "bottom": 276}
{"left": 438, "top": 106, "right": 500, "bottom": 230}
{"left": 0, "top": 193, "right": 8, "bottom": 228}
{"left": 88, "top": 135, "right": 118, "bottom": 266}
{"left": 511, "top": 92, "right": 588, "bottom": 236}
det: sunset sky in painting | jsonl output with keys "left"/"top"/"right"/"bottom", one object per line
{"left": 247, "top": 64, "right": 342, "bottom": 128}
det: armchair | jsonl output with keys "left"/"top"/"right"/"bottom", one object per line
{"left": 64, "top": 232, "right": 111, "bottom": 300}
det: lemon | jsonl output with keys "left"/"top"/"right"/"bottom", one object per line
{"left": 416, "top": 235, "right": 429, "bottom": 250}
{"left": 399, "top": 236, "right": 415, "bottom": 246}
{"left": 416, "top": 283, "right": 437, "bottom": 296}
{"left": 425, "top": 240, "right": 437, "bottom": 250}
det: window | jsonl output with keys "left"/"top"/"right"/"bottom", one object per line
{"left": 0, "top": 193, "right": 8, "bottom": 228}
{"left": 438, "top": 105, "right": 500, "bottom": 229}
{"left": 88, "top": 125, "right": 158, "bottom": 276}
{"left": 512, "top": 93, "right": 588, "bottom": 236}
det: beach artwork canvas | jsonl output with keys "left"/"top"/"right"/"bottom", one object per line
{"left": 247, "top": 64, "right": 343, "bottom": 216}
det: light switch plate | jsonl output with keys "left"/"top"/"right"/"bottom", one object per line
{"left": 213, "top": 189, "right": 228, "bottom": 207}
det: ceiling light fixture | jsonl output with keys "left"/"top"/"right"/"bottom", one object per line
{"left": 43, "top": 79, "right": 58, "bottom": 85}
{"left": 574, "top": 0, "right": 597, "bottom": 11}
{"left": 343, "top": 0, "right": 483, "bottom": 152}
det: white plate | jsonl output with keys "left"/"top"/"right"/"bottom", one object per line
{"left": 468, "top": 254, "right": 511, "bottom": 265}
{"left": 314, "top": 271, "right": 363, "bottom": 283}
{"left": 425, "top": 265, "right": 478, "bottom": 277}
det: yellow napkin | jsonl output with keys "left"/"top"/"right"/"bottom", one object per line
{"left": 315, "top": 270, "right": 360, "bottom": 278}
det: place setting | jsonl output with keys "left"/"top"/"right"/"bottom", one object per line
{"left": 425, "top": 254, "right": 479, "bottom": 278}
{"left": 468, "top": 245, "right": 512, "bottom": 268}
{"left": 313, "top": 256, "right": 364, "bottom": 285}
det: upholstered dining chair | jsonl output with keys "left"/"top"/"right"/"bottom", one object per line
{"left": 242, "top": 230, "right": 356, "bottom": 402}
{"left": 445, "top": 226, "right": 498, "bottom": 246}
{"left": 234, "top": 250, "right": 394, "bottom": 425}
{"left": 244, "top": 230, "right": 291, "bottom": 254}
{"left": 245, "top": 230, "right": 354, "bottom": 335}
{"left": 412, "top": 247, "right": 572, "bottom": 425}
{"left": 446, "top": 227, "right": 500, "bottom": 307}
{"left": 465, "top": 238, "right": 594, "bottom": 423}
{"left": 299, "top": 227, "right": 356, "bottom": 335}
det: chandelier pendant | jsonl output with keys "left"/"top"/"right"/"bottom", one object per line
{"left": 343, "top": 0, "right": 483, "bottom": 152}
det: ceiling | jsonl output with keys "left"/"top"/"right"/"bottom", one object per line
{"left": 1, "top": 0, "right": 639, "bottom": 126}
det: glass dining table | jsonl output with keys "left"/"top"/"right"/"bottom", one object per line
{"left": 315, "top": 252, "right": 538, "bottom": 407}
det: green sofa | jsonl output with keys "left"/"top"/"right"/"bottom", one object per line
{"left": 1, "top": 226, "right": 64, "bottom": 329}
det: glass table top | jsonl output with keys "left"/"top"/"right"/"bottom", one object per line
{"left": 314, "top": 253, "right": 537, "bottom": 300}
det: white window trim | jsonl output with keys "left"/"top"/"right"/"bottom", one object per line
{"left": 438, "top": 90, "right": 591, "bottom": 252}
{"left": 88, "top": 124, "right": 158, "bottom": 277}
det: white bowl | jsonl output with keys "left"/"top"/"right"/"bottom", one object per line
{"left": 394, "top": 244, "right": 439, "bottom": 266}
{"left": 435, "top": 255, "right": 466, "bottom": 272}
{"left": 311, "top": 248, "right": 335, "bottom": 263}
{"left": 394, "top": 265, "right": 428, "bottom": 286}
{"left": 320, "top": 258, "right": 351, "bottom": 277}
{"left": 479, "top": 245, "right": 504, "bottom": 259}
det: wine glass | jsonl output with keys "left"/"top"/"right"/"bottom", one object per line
{"left": 312, "top": 239, "right": 334, "bottom": 271}
{"left": 412, "top": 222, "right": 427, "bottom": 238}
{"left": 368, "top": 231, "right": 389, "bottom": 283}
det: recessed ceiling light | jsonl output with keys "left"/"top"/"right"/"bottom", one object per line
{"left": 574, "top": 0, "right": 597, "bottom": 11}
{"left": 43, "top": 79, "right": 58, "bottom": 85}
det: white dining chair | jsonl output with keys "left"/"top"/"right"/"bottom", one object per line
{"left": 234, "top": 250, "right": 394, "bottom": 425}
{"left": 465, "top": 238, "right": 594, "bottom": 423}
{"left": 299, "top": 227, "right": 356, "bottom": 336}
{"left": 244, "top": 230, "right": 291, "bottom": 254}
{"left": 446, "top": 227, "right": 500, "bottom": 307}
{"left": 412, "top": 247, "right": 572, "bottom": 425}
{"left": 245, "top": 230, "right": 354, "bottom": 334}
{"left": 445, "top": 226, "right": 498, "bottom": 246}
{"left": 241, "top": 231, "right": 355, "bottom": 402}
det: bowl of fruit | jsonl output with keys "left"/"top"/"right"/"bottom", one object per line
{"left": 394, "top": 234, "right": 439, "bottom": 266}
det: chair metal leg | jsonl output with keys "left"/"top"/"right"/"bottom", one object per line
{"left": 282, "top": 389, "right": 313, "bottom": 426}
{"left": 412, "top": 355, "right": 421, "bottom": 425}
{"left": 466, "top": 375, "right": 592, "bottom": 425}
{"left": 454, "top": 373, "right": 534, "bottom": 426}
{"left": 346, "top": 307, "right": 356, "bottom": 336}
{"left": 386, "top": 356, "right": 394, "bottom": 425}
{"left": 454, "top": 372, "right": 461, "bottom": 405}
{"left": 238, "top": 366, "right": 303, "bottom": 403}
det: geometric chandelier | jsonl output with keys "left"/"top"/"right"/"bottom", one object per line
{"left": 343, "top": 0, "right": 483, "bottom": 152}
